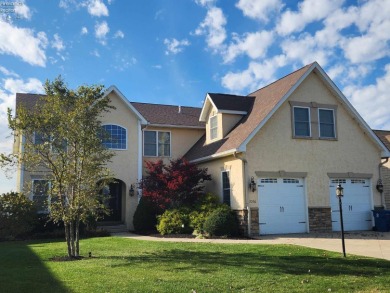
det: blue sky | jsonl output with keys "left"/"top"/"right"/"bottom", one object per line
{"left": 0, "top": 0, "right": 389, "bottom": 193}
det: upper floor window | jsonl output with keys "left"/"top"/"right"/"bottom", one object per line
{"left": 144, "top": 130, "right": 171, "bottom": 157}
{"left": 319, "top": 109, "right": 335, "bottom": 138}
{"left": 210, "top": 115, "right": 218, "bottom": 140}
{"left": 33, "top": 132, "right": 67, "bottom": 153}
{"left": 101, "top": 125, "right": 127, "bottom": 150}
{"left": 293, "top": 107, "right": 311, "bottom": 137}
{"left": 32, "top": 179, "right": 50, "bottom": 213}
{"left": 222, "top": 171, "right": 231, "bottom": 206}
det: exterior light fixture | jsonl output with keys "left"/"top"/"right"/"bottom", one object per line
{"left": 249, "top": 176, "right": 256, "bottom": 192}
{"left": 336, "top": 183, "right": 346, "bottom": 257}
{"left": 129, "top": 184, "right": 135, "bottom": 197}
{"left": 376, "top": 179, "right": 384, "bottom": 193}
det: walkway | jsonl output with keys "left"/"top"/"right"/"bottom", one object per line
{"left": 116, "top": 231, "right": 390, "bottom": 261}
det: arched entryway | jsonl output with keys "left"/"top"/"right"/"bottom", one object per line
{"left": 102, "top": 179, "right": 125, "bottom": 222}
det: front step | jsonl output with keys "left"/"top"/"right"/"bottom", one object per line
{"left": 97, "top": 223, "right": 128, "bottom": 234}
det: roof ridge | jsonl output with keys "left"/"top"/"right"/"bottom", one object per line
{"left": 247, "top": 63, "right": 314, "bottom": 97}
{"left": 130, "top": 101, "right": 201, "bottom": 109}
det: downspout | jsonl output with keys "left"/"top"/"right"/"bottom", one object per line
{"left": 234, "top": 151, "right": 250, "bottom": 236}
{"left": 378, "top": 157, "right": 389, "bottom": 209}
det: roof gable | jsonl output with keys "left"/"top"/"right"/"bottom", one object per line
{"left": 185, "top": 62, "right": 390, "bottom": 162}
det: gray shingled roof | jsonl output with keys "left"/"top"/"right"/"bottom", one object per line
{"left": 208, "top": 93, "right": 255, "bottom": 112}
{"left": 184, "top": 64, "right": 313, "bottom": 161}
{"left": 374, "top": 130, "right": 390, "bottom": 151}
{"left": 15, "top": 93, "right": 205, "bottom": 129}
{"left": 131, "top": 102, "right": 204, "bottom": 128}
{"left": 15, "top": 93, "right": 44, "bottom": 114}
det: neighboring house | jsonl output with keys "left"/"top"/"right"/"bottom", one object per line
{"left": 14, "top": 62, "right": 390, "bottom": 235}
{"left": 373, "top": 130, "right": 390, "bottom": 208}
{"left": 185, "top": 62, "right": 389, "bottom": 235}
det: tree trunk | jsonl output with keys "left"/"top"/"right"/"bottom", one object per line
{"left": 70, "top": 220, "right": 76, "bottom": 257}
{"left": 75, "top": 219, "right": 80, "bottom": 257}
{"left": 65, "top": 222, "right": 72, "bottom": 257}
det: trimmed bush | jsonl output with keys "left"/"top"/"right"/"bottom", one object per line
{"left": 0, "top": 192, "right": 37, "bottom": 240}
{"left": 156, "top": 209, "right": 192, "bottom": 235}
{"left": 189, "top": 193, "right": 220, "bottom": 234}
{"left": 133, "top": 196, "right": 159, "bottom": 232}
{"left": 203, "top": 205, "right": 240, "bottom": 237}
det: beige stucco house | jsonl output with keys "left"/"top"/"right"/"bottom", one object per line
{"left": 374, "top": 130, "right": 390, "bottom": 209}
{"left": 14, "top": 62, "right": 390, "bottom": 235}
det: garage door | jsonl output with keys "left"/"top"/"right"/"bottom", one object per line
{"left": 258, "top": 178, "right": 307, "bottom": 235}
{"left": 329, "top": 178, "right": 372, "bottom": 231}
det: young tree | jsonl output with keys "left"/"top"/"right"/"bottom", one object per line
{"left": 141, "top": 158, "right": 211, "bottom": 210}
{"left": 6, "top": 77, "right": 114, "bottom": 258}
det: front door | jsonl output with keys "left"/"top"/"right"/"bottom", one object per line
{"left": 103, "top": 181, "right": 122, "bottom": 222}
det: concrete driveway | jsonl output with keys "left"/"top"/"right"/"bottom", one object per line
{"left": 117, "top": 231, "right": 390, "bottom": 261}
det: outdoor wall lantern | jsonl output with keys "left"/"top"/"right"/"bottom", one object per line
{"left": 249, "top": 176, "right": 256, "bottom": 192}
{"left": 129, "top": 184, "right": 135, "bottom": 197}
{"left": 336, "top": 183, "right": 346, "bottom": 257}
{"left": 376, "top": 179, "right": 384, "bottom": 193}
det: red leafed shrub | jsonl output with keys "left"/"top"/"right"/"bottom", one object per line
{"left": 140, "top": 158, "right": 211, "bottom": 210}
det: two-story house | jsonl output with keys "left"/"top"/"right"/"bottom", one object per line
{"left": 14, "top": 62, "right": 390, "bottom": 235}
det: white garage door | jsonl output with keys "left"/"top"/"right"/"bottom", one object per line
{"left": 329, "top": 178, "right": 372, "bottom": 231}
{"left": 258, "top": 178, "right": 307, "bottom": 235}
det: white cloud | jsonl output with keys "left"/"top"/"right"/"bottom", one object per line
{"left": 221, "top": 55, "right": 287, "bottom": 92}
{"left": 52, "top": 34, "right": 65, "bottom": 51}
{"left": 236, "top": 0, "right": 283, "bottom": 22}
{"left": 164, "top": 38, "right": 190, "bottom": 55}
{"left": 114, "top": 30, "right": 124, "bottom": 39}
{"left": 281, "top": 34, "right": 329, "bottom": 66}
{"left": 153, "top": 64, "right": 162, "bottom": 69}
{"left": 0, "top": 66, "right": 19, "bottom": 78}
{"left": 95, "top": 21, "right": 110, "bottom": 45}
{"left": 195, "top": 0, "right": 216, "bottom": 7}
{"left": 344, "top": 64, "right": 390, "bottom": 129}
{"left": 14, "top": 1, "right": 32, "bottom": 20}
{"left": 81, "top": 27, "right": 88, "bottom": 35}
{"left": 87, "top": 0, "right": 109, "bottom": 17}
{"left": 0, "top": 20, "right": 47, "bottom": 67}
{"left": 194, "top": 6, "right": 227, "bottom": 51}
{"left": 276, "top": 0, "right": 344, "bottom": 36}
{"left": 223, "top": 31, "right": 274, "bottom": 63}
{"left": 90, "top": 49, "right": 100, "bottom": 57}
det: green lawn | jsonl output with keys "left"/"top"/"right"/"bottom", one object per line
{"left": 0, "top": 237, "right": 389, "bottom": 292}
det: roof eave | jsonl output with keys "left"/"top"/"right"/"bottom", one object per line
{"left": 188, "top": 149, "right": 237, "bottom": 164}
{"left": 146, "top": 123, "right": 205, "bottom": 129}
{"left": 104, "top": 85, "right": 148, "bottom": 124}
{"left": 199, "top": 94, "right": 217, "bottom": 122}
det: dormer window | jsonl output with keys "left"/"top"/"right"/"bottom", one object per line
{"left": 210, "top": 115, "right": 218, "bottom": 140}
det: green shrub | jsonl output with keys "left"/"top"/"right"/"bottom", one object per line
{"left": 203, "top": 205, "right": 239, "bottom": 237}
{"left": 0, "top": 192, "right": 37, "bottom": 240}
{"left": 133, "top": 196, "right": 159, "bottom": 232}
{"left": 189, "top": 193, "right": 220, "bottom": 234}
{"left": 156, "top": 209, "right": 192, "bottom": 235}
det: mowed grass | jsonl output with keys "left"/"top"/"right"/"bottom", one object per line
{"left": 0, "top": 237, "right": 389, "bottom": 293}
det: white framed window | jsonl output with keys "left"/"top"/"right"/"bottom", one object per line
{"left": 221, "top": 171, "right": 231, "bottom": 206}
{"left": 101, "top": 124, "right": 127, "bottom": 150}
{"left": 143, "top": 130, "right": 171, "bottom": 157}
{"left": 318, "top": 108, "right": 335, "bottom": 138}
{"left": 210, "top": 115, "right": 218, "bottom": 140}
{"left": 32, "top": 179, "right": 50, "bottom": 213}
{"left": 33, "top": 132, "right": 67, "bottom": 153}
{"left": 293, "top": 107, "right": 311, "bottom": 137}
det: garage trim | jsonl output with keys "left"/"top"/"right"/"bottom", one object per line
{"left": 327, "top": 172, "right": 372, "bottom": 178}
{"left": 255, "top": 171, "right": 307, "bottom": 178}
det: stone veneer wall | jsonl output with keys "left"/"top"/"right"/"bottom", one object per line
{"left": 308, "top": 207, "right": 332, "bottom": 232}
{"left": 233, "top": 208, "right": 259, "bottom": 236}
{"left": 382, "top": 165, "right": 390, "bottom": 208}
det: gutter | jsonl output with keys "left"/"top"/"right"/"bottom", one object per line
{"left": 233, "top": 151, "right": 250, "bottom": 236}
{"left": 378, "top": 157, "right": 389, "bottom": 209}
